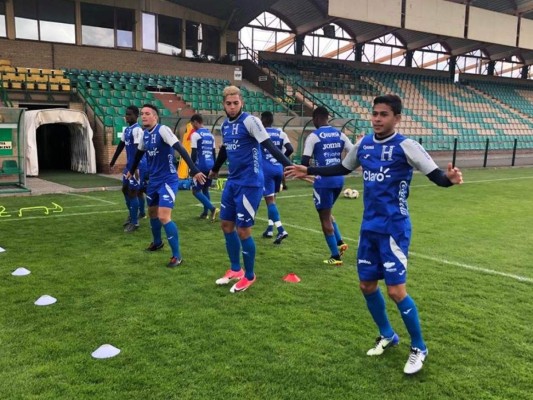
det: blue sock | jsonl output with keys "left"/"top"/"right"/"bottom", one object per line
{"left": 129, "top": 197, "right": 139, "bottom": 225}
{"left": 163, "top": 221, "right": 180, "bottom": 258}
{"left": 150, "top": 218, "right": 163, "bottom": 245}
{"left": 138, "top": 195, "right": 145, "bottom": 215}
{"left": 224, "top": 231, "right": 241, "bottom": 271}
{"left": 193, "top": 191, "right": 214, "bottom": 212}
{"left": 203, "top": 189, "right": 211, "bottom": 214}
{"left": 124, "top": 194, "right": 131, "bottom": 211}
{"left": 325, "top": 233, "right": 339, "bottom": 257}
{"left": 267, "top": 203, "right": 280, "bottom": 223}
{"left": 364, "top": 289, "right": 395, "bottom": 338}
{"left": 332, "top": 221, "right": 342, "bottom": 244}
{"left": 397, "top": 295, "right": 426, "bottom": 350}
{"left": 240, "top": 236, "right": 256, "bottom": 280}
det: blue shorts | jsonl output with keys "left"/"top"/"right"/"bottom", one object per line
{"left": 356, "top": 230, "right": 411, "bottom": 286}
{"left": 263, "top": 168, "right": 282, "bottom": 197}
{"left": 146, "top": 180, "right": 179, "bottom": 208}
{"left": 122, "top": 167, "right": 142, "bottom": 191}
{"left": 313, "top": 187, "right": 342, "bottom": 210}
{"left": 220, "top": 180, "right": 262, "bottom": 228}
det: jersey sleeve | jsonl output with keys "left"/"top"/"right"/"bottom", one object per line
{"left": 133, "top": 127, "right": 144, "bottom": 144}
{"left": 190, "top": 132, "right": 200, "bottom": 149}
{"left": 401, "top": 139, "right": 439, "bottom": 174}
{"left": 303, "top": 133, "right": 319, "bottom": 157}
{"left": 243, "top": 115, "right": 270, "bottom": 143}
{"left": 341, "top": 140, "right": 361, "bottom": 170}
{"left": 340, "top": 133, "right": 354, "bottom": 152}
{"left": 280, "top": 131, "right": 291, "bottom": 147}
{"left": 159, "top": 125, "right": 179, "bottom": 147}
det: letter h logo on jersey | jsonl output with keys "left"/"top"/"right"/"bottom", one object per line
{"left": 231, "top": 124, "right": 239, "bottom": 135}
{"left": 381, "top": 145, "right": 394, "bottom": 162}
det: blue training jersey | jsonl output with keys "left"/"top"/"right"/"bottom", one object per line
{"left": 342, "top": 132, "right": 439, "bottom": 234}
{"left": 138, "top": 124, "right": 179, "bottom": 185}
{"left": 220, "top": 112, "right": 269, "bottom": 187}
{"left": 190, "top": 127, "right": 215, "bottom": 172}
{"left": 262, "top": 127, "right": 290, "bottom": 175}
{"left": 122, "top": 123, "right": 146, "bottom": 171}
{"left": 303, "top": 125, "right": 353, "bottom": 188}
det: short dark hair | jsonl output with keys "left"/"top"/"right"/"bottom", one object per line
{"left": 312, "top": 106, "right": 329, "bottom": 119}
{"left": 142, "top": 104, "right": 159, "bottom": 116}
{"left": 260, "top": 111, "right": 273, "bottom": 126}
{"left": 373, "top": 94, "right": 402, "bottom": 115}
{"left": 190, "top": 113, "right": 203, "bottom": 123}
{"left": 126, "top": 105, "right": 139, "bottom": 117}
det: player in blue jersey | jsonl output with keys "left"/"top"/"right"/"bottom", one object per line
{"left": 189, "top": 114, "right": 219, "bottom": 222}
{"left": 127, "top": 104, "right": 206, "bottom": 268}
{"left": 109, "top": 106, "right": 147, "bottom": 233}
{"left": 260, "top": 111, "right": 294, "bottom": 244}
{"left": 209, "top": 86, "right": 292, "bottom": 293}
{"left": 286, "top": 94, "right": 463, "bottom": 375}
{"left": 301, "top": 106, "right": 353, "bottom": 265}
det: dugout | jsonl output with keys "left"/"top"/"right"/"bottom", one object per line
{"left": 0, "top": 107, "right": 27, "bottom": 193}
{"left": 24, "top": 109, "right": 96, "bottom": 176}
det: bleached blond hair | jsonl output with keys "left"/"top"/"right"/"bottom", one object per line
{"left": 222, "top": 85, "right": 242, "bottom": 100}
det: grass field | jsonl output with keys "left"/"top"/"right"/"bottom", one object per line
{"left": 0, "top": 167, "right": 532, "bottom": 399}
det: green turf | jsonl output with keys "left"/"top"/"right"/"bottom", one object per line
{"left": 37, "top": 170, "right": 122, "bottom": 188}
{"left": 0, "top": 167, "right": 532, "bottom": 399}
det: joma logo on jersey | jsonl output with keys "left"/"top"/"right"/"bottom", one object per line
{"left": 363, "top": 166, "right": 391, "bottom": 182}
{"left": 381, "top": 145, "right": 394, "bottom": 161}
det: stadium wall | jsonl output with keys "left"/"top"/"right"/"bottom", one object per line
{"left": 0, "top": 38, "right": 238, "bottom": 81}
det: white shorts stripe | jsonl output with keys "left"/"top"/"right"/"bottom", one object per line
{"left": 313, "top": 189, "right": 321, "bottom": 205}
{"left": 390, "top": 236, "right": 408, "bottom": 269}
{"left": 243, "top": 194, "right": 255, "bottom": 220}
{"left": 165, "top": 183, "right": 176, "bottom": 203}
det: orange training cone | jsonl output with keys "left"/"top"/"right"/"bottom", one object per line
{"left": 283, "top": 273, "right": 301, "bottom": 283}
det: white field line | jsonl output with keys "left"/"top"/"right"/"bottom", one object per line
{"left": 64, "top": 192, "right": 117, "bottom": 205}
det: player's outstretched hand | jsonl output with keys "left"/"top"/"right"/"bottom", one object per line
{"left": 446, "top": 162, "right": 463, "bottom": 185}
{"left": 193, "top": 172, "right": 207, "bottom": 185}
{"left": 124, "top": 171, "right": 132, "bottom": 180}
{"left": 284, "top": 165, "right": 308, "bottom": 179}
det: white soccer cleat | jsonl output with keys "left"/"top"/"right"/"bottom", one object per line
{"left": 403, "top": 347, "right": 428, "bottom": 375}
{"left": 366, "top": 333, "right": 400, "bottom": 356}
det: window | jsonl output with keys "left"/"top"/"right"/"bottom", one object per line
{"left": 0, "top": 1, "right": 6, "bottom": 37}
{"left": 14, "top": 0, "right": 74, "bottom": 43}
{"left": 142, "top": 13, "right": 156, "bottom": 51}
{"left": 81, "top": 3, "right": 114, "bottom": 47}
{"left": 116, "top": 7, "right": 134, "bottom": 48}
{"left": 158, "top": 14, "right": 181, "bottom": 55}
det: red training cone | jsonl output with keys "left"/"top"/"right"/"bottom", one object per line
{"left": 283, "top": 273, "right": 301, "bottom": 283}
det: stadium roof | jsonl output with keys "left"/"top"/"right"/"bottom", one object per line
{"left": 168, "top": 0, "right": 533, "bottom": 65}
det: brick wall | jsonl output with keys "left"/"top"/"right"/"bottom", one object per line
{"left": 0, "top": 38, "right": 238, "bottom": 81}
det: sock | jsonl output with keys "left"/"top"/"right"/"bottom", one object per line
{"left": 224, "top": 231, "right": 241, "bottom": 271}
{"left": 128, "top": 196, "right": 139, "bottom": 225}
{"left": 124, "top": 194, "right": 131, "bottom": 211}
{"left": 265, "top": 219, "right": 274, "bottom": 233}
{"left": 325, "top": 233, "right": 340, "bottom": 258}
{"left": 332, "top": 221, "right": 342, "bottom": 244}
{"left": 203, "top": 188, "right": 211, "bottom": 214}
{"left": 240, "top": 236, "right": 256, "bottom": 280}
{"left": 397, "top": 295, "right": 426, "bottom": 351}
{"left": 138, "top": 195, "right": 146, "bottom": 216}
{"left": 194, "top": 191, "right": 214, "bottom": 213}
{"left": 150, "top": 218, "right": 163, "bottom": 245}
{"left": 364, "top": 289, "right": 395, "bottom": 338}
{"left": 163, "top": 221, "right": 180, "bottom": 259}
{"left": 274, "top": 221, "right": 285, "bottom": 235}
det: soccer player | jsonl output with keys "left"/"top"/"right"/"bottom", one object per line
{"left": 189, "top": 114, "right": 219, "bottom": 221}
{"left": 109, "top": 105, "right": 147, "bottom": 233}
{"left": 301, "top": 106, "right": 353, "bottom": 265}
{"left": 209, "top": 86, "right": 292, "bottom": 293}
{"left": 286, "top": 94, "right": 463, "bottom": 375}
{"left": 260, "top": 111, "right": 294, "bottom": 244}
{"left": 127, "top": 104, "right": 206, "bottom": 267}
